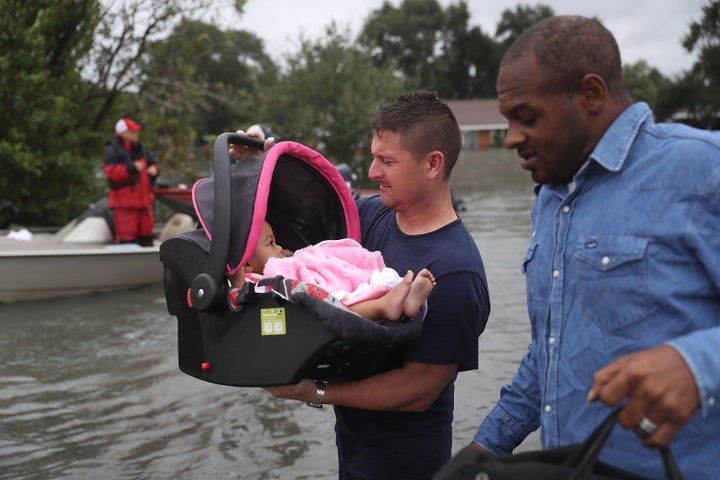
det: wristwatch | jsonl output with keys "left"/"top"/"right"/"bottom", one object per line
{"left": 306, "top": 380, "right": 327, "bottom": 408}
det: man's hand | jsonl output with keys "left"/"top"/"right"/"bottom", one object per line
{"left": 264, "top": 378, "right": 316, "bottom": 403}
{"left": 588, "top": 345, "right": 700, "bottom": 447}
{"left": 229, "top": 129, "right": 275, "bottom": 162}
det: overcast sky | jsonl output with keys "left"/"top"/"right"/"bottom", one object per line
{"left": 207, "top": 0, "right": 708, "bottom": 79}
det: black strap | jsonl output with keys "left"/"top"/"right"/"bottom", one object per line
{"left": 565, "top": 409, "right": 621, "bottom": 477}
{"left": 661, "top": 446, "right": 683, "bottom": 480}
{"left": 258, "top": 276, "right": 291, "bottom": 302}
{"left": 566, "top": 409, "right": 683, "bottom": 480}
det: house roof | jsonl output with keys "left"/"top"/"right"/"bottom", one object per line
{"left": 446, "top": 98, "right": 508, "bottom": 131}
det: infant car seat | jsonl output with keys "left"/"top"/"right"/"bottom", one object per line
{"left": 159, "top": 133, "right": 424, "bottom": 387}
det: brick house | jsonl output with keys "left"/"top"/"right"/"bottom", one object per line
{"left": 445, "top": 98, "right": 508, "bottom": 149}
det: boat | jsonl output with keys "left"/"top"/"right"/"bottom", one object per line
{"left": 153, "top": 185, "right": 198, "bottom": 218}
{"left": 0, "top": 197, "right": 195, "bottom": 304}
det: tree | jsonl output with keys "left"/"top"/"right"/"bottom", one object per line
{"left": 623, "top": 60, "right": 671, "bottom": 112}
{"left": 359, "top": 0, "right": 503, "bottom": 99}
{"left": 434, "top": 2, "right": 500, "bottom": 99}
{"left": 264, "top": 25, "right": 406, "bottom": 183}
{"left": 359, "top": 0, "right": 445, "bottom": 90}
{"left": 494, "top": 3, "right": 554, "bottom": 49}
{"left": 679, "top": 0, "right": 720, "bottom": 129}
{"left": 138, "top": 19, "right": 278, "bottom": 183}
{"left": 0, "top": 0, "right": 103, "bottom": 225}
{"left": 83, "top": 0, "right": 219, "bottom": 131}
{"left": 0, "top": 0, "right": 240, "bottom": 225}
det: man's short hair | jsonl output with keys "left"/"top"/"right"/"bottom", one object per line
{"left": 501, "top": 15, "right": 627, "bottom": 96}
{"left": 372, "top": 90, "right": 462, "bottom": 178}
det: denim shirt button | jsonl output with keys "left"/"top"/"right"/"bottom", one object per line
{"left": 709, "top": 397, "right": 716, "bottom": 408}
{"left": 562, "top": 205, "right": 571, "bottom": 213}
{"left": 601, "top": 256, "right": 610, "bottom": 265}
{"left": 544, "top": 404, "right": 552, "bottom": 413}
{"left": 548, "top": 336, "right": 555, "bottom": 345}
{"left": 553, "top": 270, "right": 560, "bottom": 278}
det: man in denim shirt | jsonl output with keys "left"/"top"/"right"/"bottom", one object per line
{"left": 472, "top": 15, "right": 720, "bottom": 478}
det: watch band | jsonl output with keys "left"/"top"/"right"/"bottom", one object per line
{"left": 306, "top": 380, "right": 327, "bottom": 408}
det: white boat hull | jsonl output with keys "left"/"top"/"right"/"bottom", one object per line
{"left": 0, "top": 242, "right": 162, "bottom": 303}
{"left": 0, "top": 211, "right": 195, "bottom": 303}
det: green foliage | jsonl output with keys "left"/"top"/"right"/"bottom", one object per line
{"left": 263, "top": 24, "right": 405, "bottom": 180}
{"left": 0, "top": 0, "right": 237, "bottom": 225}
{"left": 495, "top": 3, "right": 554, "bottom": 48}
{"left": 359, "top": 0, "right": 445, "bottom": 89}
{"left": 677, "top": 0, "right": 720, "bottom": 129}
{"left": 623, "top": 60, "right": 669, "bottom": 111}
{"left": 434, "top": 2, "right": 501, "bottom": 98}
{"left": 358, "top": 0, "right": 502, "bottom": 99}
{"left": 683, "top": 0, "right": 720, "bottom": 81}
{"left": 0, "top": 141, "right": 104, "bottom": 226}
{"left": 138, "top": 19, "right": 278, "bottom": 184}
{"left": 0, "top": 0, "right": 104, "bottom": 226}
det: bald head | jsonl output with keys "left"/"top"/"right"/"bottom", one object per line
{"left": 501, "top": 16, "right": 629, "bottom": 99}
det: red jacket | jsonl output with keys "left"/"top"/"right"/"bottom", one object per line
{"left": 102, "top": 137, "right": 159, "bottom": 209}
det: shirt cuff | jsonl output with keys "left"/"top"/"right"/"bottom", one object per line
{"left": 667, "top": 330, "right": 720, "bottom": 417}
{"left": 473, "top": 405, "right": 535, "bottom": 455}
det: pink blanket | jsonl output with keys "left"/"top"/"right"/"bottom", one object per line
{"left": 263, "top": 238, "right": 398, "bottom": 306}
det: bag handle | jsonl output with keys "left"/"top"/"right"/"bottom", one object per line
{"left": 566, "top": 408, "right": 683, "bottom": 480}
{"left": 190, "top": 133, "right": 265, "bottom": 311}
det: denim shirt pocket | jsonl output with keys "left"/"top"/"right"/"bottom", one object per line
{"left": 576, "top": 235, "right": 649, "bottom": 332}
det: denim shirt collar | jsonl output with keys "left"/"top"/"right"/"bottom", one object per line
{"left": 590, "top": 102, "right": 652, "bottom": 173}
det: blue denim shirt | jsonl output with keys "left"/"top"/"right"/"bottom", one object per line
{"left": 473, "top": 103, "right": 720, "bottom": 478}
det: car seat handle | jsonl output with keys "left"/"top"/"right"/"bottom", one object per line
{"left": 191, "top": 132, "right": 265, "bottom": 311}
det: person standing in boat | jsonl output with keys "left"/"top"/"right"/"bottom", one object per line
{"left": 103, "top": 118, "right": 160, "bottom": 246}
{"left": 470, "top": 16, "right": 720, "bottom": 478}
{"left": 231, "top": 91, "right": 491, "bottom": 480}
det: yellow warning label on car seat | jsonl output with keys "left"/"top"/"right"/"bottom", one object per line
{"left": 260, "top": 307, "right": 287, "bottom": 336}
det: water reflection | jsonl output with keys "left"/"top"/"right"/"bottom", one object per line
{"left": 0, "top": 148, "right": 540, "bottom": 480}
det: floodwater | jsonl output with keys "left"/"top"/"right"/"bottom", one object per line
{"left": 0, "top": 148, "right": 541, "bottom": 480}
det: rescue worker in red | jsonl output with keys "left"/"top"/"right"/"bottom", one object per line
{"left": 103, "top": 118, "right": 160, "bottom": 246}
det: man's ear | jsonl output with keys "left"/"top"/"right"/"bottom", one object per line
{"left": 426, "top": 151, "right": 445, "bottom": 180}
{"left": 578, "top": 73, "right": 607, "bottom": 115}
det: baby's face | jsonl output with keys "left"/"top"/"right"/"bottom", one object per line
{"left": 247, "top": 221, "right": 288, "bottom": 273}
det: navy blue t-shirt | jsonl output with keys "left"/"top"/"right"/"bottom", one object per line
{"left": 334, "top": 196, "right": 490, "bottom": 479}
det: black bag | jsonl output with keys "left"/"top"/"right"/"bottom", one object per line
{"left": 432, "top": 409, "right": 684, "bottom": 480}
